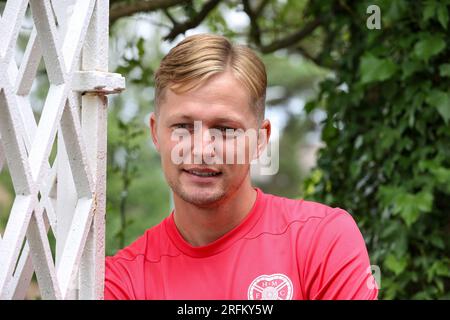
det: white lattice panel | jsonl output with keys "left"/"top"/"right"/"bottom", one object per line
{"left": 0, "top": 0, "right": 125, "bottom": 299}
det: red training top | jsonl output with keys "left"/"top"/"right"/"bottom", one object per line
{"left": 105, "top": 187, "right": 378, "bottom": 300}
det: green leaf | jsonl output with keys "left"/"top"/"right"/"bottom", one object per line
{"left": 435, "top": 260, "right": 450, "bottom": 277}
{"left": 429, "top": 234, "right": 445, "bottom": 249}
{"left": 385, "top": 254, "right": 408, "bottom": 276}
{"left": 414, "top": 34, "right": 446, "bottom": 62}
{"left": 430, "top": 166, "right": 450, "bottom": 184}
{"left": 439, "top": 63, "right": 450, "bottom": 77}
{"left": 395, "top": 191, "right": 433, "bottom": 226}
{"left": 378, "top": 127, "right": 401, "bottom": 151}
{"left": 304, "top": 100, "right": 316, "bottom": 113}
{"left": 378, "top": 185, "right": 403, "bottom": 206}
{"left": 437, "top": 4, "right": 449, "bottom": 29}
{"left": 402, "top": 59, "right": 423, "bottom": 79}
{"left": 360, "top": 54, "right": 397, "bottom": 84}
{"left": 427, "top": 261, "right": 450, "bottom": 282}
{"left": 380, "top": 186, "right": 434, "bottom": 227}
{"left": 385, "top": 0, "right": 408, "bottom": 21}
{"left": 426, "top": 90, "right": 450, "bottom": 124}
{"left": 436, "top": 279, "right": 444, "bottom": 293}
{"left": 394, "top": 193, "right": 421, "bottom": 226}
{"left": 422, "top": 1, "right": 436, "bottom": 22}
{"left": 415, "top": 191, "right": 433, "bottom": 213}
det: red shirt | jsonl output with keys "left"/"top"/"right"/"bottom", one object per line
{"left": 105, "top": 187, "right": 378, "bottom": 300}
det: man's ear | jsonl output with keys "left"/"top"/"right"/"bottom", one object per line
{"left": 255, "top": 119, "right": 271, "bottom": 159}
{"left": 149, "top": 112, "right": 160, "bottom": 153}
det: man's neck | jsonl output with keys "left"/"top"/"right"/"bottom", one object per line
{"left": 172, "top": 180, "right": 257, "bottom": 247}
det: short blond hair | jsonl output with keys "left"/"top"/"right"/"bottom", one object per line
{"left": 154, "top": 34, "right": 267, "bottom": 123}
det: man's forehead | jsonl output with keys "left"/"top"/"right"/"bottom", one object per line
{"left": 165, "top": 112, "right": 245, "bottom": 124}
{"left": 158, "top": 91, "right": 244, "bottom": 116}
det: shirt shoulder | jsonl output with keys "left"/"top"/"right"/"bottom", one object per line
{"left": 252, "top": 192, "right": 377, "bottom": 299}
{"left": 104, "top": 216, "right": 180, "bottom": 299}
{"left": 107, "top": 216, "right": 179, "bottom": 264}
{"left": 248, "top": 191, "right": 347, "bottom": 237}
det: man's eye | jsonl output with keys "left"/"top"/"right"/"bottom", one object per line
{"left": 215, "top": 126, "right": 235, "bottom": 133}
{"left": 174, "top": 123, "right": 192, "bottom": 130}
{"left": 215, "top": 127, "right": 238, "bottom": 139}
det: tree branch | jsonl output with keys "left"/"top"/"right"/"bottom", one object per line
{"left": 259, "top": 17, "right": 322, "bottom": 53}
{"left": 291, "top": 45, "right": 334, "bottom": 69}
{"left": 254, "top": 0, "right": 270, "bottom": 16}
{"left": 163, "top": 8, "right": 179, "bottom": 26}
{"left": 109, "top": 0, "right": 326, "bottom": 68}
{"left": 243, "top": 0, "right": 266, "bottom": 46}
{"left": 163, "top": 0, "right": 222, "bottom": 41}
{"left": 110, "top": 0, "right": 189, "bottom": 25}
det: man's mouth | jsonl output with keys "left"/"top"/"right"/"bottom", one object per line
{"left": 182, "top": 168, "right": 222, "bottom": 177}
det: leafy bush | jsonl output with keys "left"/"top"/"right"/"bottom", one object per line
{"left": 303, "top": 0, "right": 450, "bottom": 299}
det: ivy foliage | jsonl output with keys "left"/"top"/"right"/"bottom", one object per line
{"left": 303, "top": 0, "right": 450, "bottom": 299}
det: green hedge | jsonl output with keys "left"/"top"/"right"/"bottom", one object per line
{"left": 303, "top": 0, "right": 450, "bottom": 299}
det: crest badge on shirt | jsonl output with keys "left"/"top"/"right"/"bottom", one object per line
{"left": 247, "top": 273, "right": 293, "bottom": 300}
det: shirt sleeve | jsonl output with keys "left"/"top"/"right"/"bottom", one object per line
{"left": 301, "top": 209, "right": 378, "bottom": 300}
{"left": 104, "top": 257, "right": 133, "bottom": 300}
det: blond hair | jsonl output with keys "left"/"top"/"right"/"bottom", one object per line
{"left": 154, "top": 34, "right": 267, "bottom": 123}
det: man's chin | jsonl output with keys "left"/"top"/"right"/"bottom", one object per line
{"left": 177, "top": 187, "right": 226, "bottom": 207}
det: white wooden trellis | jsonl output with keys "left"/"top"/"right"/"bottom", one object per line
{"left": 0, "top": 0, "right": 125, "bottom": 299}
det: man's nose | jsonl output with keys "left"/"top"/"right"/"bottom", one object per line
{"left": 192, "top": 124, "right": 217, "bottom": 163}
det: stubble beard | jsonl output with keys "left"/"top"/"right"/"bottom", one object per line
{"left": 167, "top": 168, "right": 249, "bottom": 208}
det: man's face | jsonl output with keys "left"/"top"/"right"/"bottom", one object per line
{"left": 150, "top": 71, "right": 269, "bottom": 207}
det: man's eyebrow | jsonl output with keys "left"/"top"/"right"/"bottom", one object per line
{"left": 167, "top": 114, "right": 193, "bottom": 121}
{"left": 214, "top": 117, "right": 243, "bottom": 126}
{"left": 167, "top": 114, "right": 244, "bottom": 126}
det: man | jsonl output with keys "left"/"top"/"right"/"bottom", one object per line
{"left": 104, "top": 34, "right": 378, "bottom": 300}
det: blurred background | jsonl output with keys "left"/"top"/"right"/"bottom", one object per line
{"left": 0, "top": 0, "right": 449, "bottom": 299}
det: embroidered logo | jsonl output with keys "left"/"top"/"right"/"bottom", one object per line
{"left": 247, "top": 273, "right": 293, "bottom": 300}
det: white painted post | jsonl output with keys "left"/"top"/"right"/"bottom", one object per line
{"left": 0, "top": 0, "right": 125, "bottom": 300}
{"left": 78, "top": 0, "right": 110, "bottom": 299}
